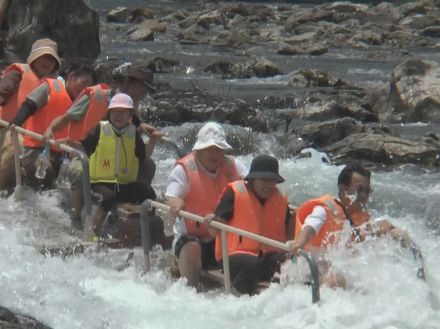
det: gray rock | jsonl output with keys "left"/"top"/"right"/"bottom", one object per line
{"left": 388, "top": 58, "right": 440, "bottom": 123}
{"left": 4, "top": 0, "right": 100, "bottom": 63}
{"left": 324, "top": 132, "right": 440, "bottom": 166}
{"left": 0, "top": 306, "right": 52, "bottom": 329}
{"left": 422, "top": 25, "right": 440, "bottom": 37}
{"left": 141, "top": 89, "right": 266, "bottom": 131}
{"left": 288, "top": 69, "right": 347, "bottom": 88}
{"left": 277, "top": 43, "right": 328, "bottom": 56}
{"left": 204, "top": 57, "right": 282, "bottom": 79}
{"left": 107, "top": 7, "right": 131, "bottom": 23}
{"left": 130, "top": 8, "right": 155, "bottom": 22}
{"left": 127, "top": 26, "right": 154, "bottom": 41}
{"left": 292, "top": 118, "right": 387, "bottom": 148}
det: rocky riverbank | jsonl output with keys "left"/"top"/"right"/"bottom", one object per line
{"left": 2, "top": 0, "right": 440, "bottom": 169}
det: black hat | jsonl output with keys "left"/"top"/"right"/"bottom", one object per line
{"left": 245, "top": 155, "right": 285, "bottom": 183}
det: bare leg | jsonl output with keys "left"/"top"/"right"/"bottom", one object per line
{"left": 0, "top": 129, "right": 15, "bottom": 190}
{"left": 93, "top": 208, "right": 108, "bottom": 234}
{"left": 178, "top": 241, "right": 202, "bottom": 287}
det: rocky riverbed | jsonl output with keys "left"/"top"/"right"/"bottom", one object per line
{"left": 2, "top": 0, "right": 440, "bottom": 168}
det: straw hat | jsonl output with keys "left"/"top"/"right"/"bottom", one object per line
{"left": 26, "top": 38, "right": 61, "bottom": 70}
{"left": 192, "top": 122, "right": 232, "bottom": 151}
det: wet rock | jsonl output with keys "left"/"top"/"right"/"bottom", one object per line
{"left": 204, "top": 57, "right": 282, "bottom": 79}
{"left": 130, "top": 8, "right": 155, "bottom": 22}
{"left": 348, "top": 31, "right": 383, "bottom": 46}
{"left": 401, "top": 1, "right": 431, "bottom": 16}
{"left": 133, "top": 19, "right": 166, "bottom": 33}
{"left": 141, "top": 89, "right": 266, "bottom": 131}
{"left": 179, "top": 26, "right": 208, "bottom": 44}
{"left": 107, "top": 7, "right": 131, "bottom": 23}
{"left": 324, "top": 132, "right": 440, "bottom": 166}
{"left": 178, "top": 15, "right": 198, "bottom": 29}
{"left": 291, "top": 118, "right": 386, "bottom": 148}
{"left": 279, "top": 135, "right": 308, "bottom": 156}
{"left": 284, "top": 31, "right": 317, "bottom": 44}
{"left": 294, "top": 99, "right": 378, "bottom": 123}
{"left": 163, "top": 9, "right": 189, "bottom": 23}
{"left": 127, "top": 26, "right": 154, "bottom": 41}
{"left": 284, "top": 9, "right": 336, "bottom": 32}
{"left": 399, "top": 15, "right": 438, "bottom": 30}
{"left": 4, "top": 0, "right": 100, "bottom": 62}
{"left": 197, "top": 10, "right": 227, "bottom": 29}
{"left": 388, "top": 58, "right": 440, "bottom": 123}
{"left": 0, "top": 305, "right": 52, "bottom": 329}
{"left": 277, "top": 43, "right": 328, "bottom": 56}
{"left": 288, "top": 69, "right": 347, "bottom": 88}
{"left": 422, "top": 26, "right": 440, "bottom": 37}
{"left": 210, "top": 29, "right": 251, "bottom": 47}
{"left": 147, "top": 57, "right": 180, "bottom": 73}
{"left": 326, "top": 2, "right": 369, "bottom": 14}
{"left": 373, "top": 3, "right": 401, "bottom": 25}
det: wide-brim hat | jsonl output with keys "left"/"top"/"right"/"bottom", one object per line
{"left": 245, "top": 155, "right": 285, "bottom": 183}
{"left": 27, "top": 38, "right": 61, "bottom": 70}
{"left": 192, "top": 122, "right": 233, "bottom": 151}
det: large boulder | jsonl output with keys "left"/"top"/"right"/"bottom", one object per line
{"left": 387, "top": 58, "right": 440, "bottom": 123}
{"left": 140, "top": 89, "right": 267, "bottom": 131}
{"left": 291, "top": 118, "right": 378, "bottom": 148}
{"left": 324, "top": 132, "right": 440, "bottom": 166}
{"left": 4, "top": 0, "right": 100, "bottom": 63}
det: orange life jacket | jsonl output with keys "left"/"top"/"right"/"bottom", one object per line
{"left": 23, "top": 78, "right": 72, "bottom": 148}
{"left": 295, "top": 194, "right": 347, "bottom": 249}
{"left": 67, "top": 83, "right": 111, "bottom": 141}
{"left": 176, "top": 151, "right": 240, "bottom": 240}
{"left": 350, "top": 210, "right": 370, "bottom": 227}
{"left": 215, "top": 180, "right": 288, "bottom": 261}
{"left": 0, "top": 63, "right": 39, "bottom": 122}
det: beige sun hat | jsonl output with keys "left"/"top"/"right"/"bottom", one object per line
{"left": 192, "top": 122, "right": 233, "bottom": 151}
{"left": 26, "top": 38, "right": 61, "bottom": 70}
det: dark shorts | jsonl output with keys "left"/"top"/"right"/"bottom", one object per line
{"left": 219, "top": 251, "right": 288, "bottom": 295}
{"left": 174, "top": 235, "right": 218, "bottom": 270}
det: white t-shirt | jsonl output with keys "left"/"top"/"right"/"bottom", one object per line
{"left": 303, "top": 205, "right": 327, "bottom": 234}
{"left": 165, "top": 157, "right": 247, "bottom": 249}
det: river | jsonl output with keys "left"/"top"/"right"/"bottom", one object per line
{"left": 1, "top": 0, "right": 440, "bottom": 328}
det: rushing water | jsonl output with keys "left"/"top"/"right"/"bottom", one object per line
{"left": 1, "top": 149, "right": 440, "bottom": 329}
{"left": 1, "top": 1, "right": 440, "bottom": 328}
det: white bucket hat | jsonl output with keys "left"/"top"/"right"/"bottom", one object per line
{"left": 192, "top": 122, "right": 232, "bottom": 151}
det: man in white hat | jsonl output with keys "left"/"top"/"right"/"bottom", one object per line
{"left": 165, "top": 122, "right": 247, "bottom": 287}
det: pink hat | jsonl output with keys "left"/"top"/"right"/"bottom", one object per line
{"left": 108, "top": 93, "right": 134, "bottom": 110}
